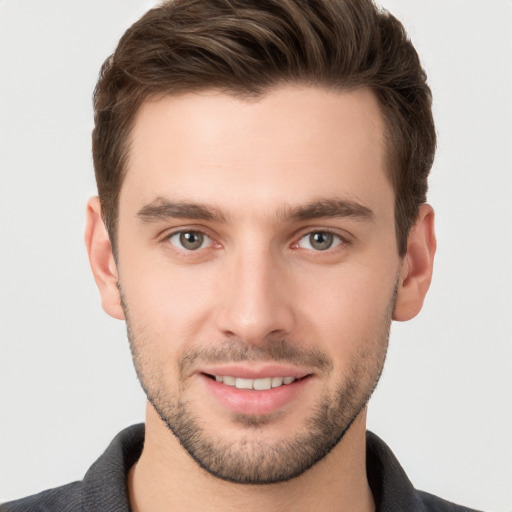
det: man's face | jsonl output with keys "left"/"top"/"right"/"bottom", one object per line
{"left": 116, "top": 86, "right": 401, "bottom": 483}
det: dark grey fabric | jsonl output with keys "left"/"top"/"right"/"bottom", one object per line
{"left": 0, "top": 424, "right": 482, "bottom": 512}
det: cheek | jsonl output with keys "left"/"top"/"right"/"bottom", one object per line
{"left": 120, "top": 266, "right": 218, "bottom": 391}
{"left": 294, "top": 263, "right": 396, "bottom": 354}
{"left": 120, "top": 254, "right": 220, "bottom": 340}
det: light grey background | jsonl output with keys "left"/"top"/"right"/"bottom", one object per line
{"left": 1, "top": 1, "right": 510, "bottom": 510}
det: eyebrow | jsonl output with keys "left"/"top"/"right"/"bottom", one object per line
{"left": 136, "top": 197, "right": 373, "bottom": 224}
{"left": 283, "top": 198, "right": 374, "bottom": 222}
{"left": 137, "top": 198, "right": 228, "bottom": 223}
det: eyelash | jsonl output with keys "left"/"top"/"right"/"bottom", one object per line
{"left": 166, "top": 229, "right": 218, "bottom": 252}
{"left": 163, "top": 228, "right": 348, "bottom": 254}
{"left": 293, "top": 230, "right": 346, "bottom": 252}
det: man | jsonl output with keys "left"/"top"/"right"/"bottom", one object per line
{"left": 0, "top": 1, "right": 488, "bottom": 511}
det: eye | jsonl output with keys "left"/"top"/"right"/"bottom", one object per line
{"left": 297, "top": 231, "right": 343, "bottom": 251}
{"left": 168, "top": 230, "right": 212, "bottom": 251}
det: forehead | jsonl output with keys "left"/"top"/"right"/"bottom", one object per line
{"left": 121, "top": 86, "right": 392, "bottom": 221}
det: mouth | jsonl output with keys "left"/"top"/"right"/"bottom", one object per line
{"left": 203, "top": 373, "right": 307, "bottom": 390}
{"left": 199, "top": 368, "right": 313, "bottom": 416}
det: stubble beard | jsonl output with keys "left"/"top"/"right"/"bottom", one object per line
{"left": 122, "top": 293, "right": 393, "bottom": 485}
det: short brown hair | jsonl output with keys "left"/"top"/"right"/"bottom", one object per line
{"left": 92, "top": 0, "right": 435, "bottom": 256}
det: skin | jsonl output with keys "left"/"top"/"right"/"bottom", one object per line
{"left": 85, "top": 86, "right": 436, "bottom": 512}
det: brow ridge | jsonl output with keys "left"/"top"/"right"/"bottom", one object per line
{"left": 137, "top": 198, "right": 227, "bottom": 223}
{"left": 283, "top": 198, "right": 374, "bottom": 222}
{"left": 136, "top": 197, "right": 373, "bottom": 224}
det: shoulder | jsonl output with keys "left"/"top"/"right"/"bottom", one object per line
{"left": 416, "top": 490, "right": 483, "bottom": 512}
{"left": 0, "top": 424, "right": 144, "bottom": 512}
{"left": 366, "top": 431, "right": 484, "bottom": 512}
{"left": 0, "top": 481, "right": 82, "bottom": 512}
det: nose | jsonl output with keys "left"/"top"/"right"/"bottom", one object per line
{"left": 214, "top": 244, "right": 295, "bottom": 346}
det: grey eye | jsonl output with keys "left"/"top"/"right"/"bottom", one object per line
{"left": 169, "top": 231, "right": 208, "bottom": 250}
{"left": 297, "top": 231, "right": 342, "bottom": 251}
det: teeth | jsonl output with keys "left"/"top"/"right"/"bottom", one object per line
{"left": 223, "top": 376, "right": 236, "bottom": 386}
{"left": 271, "top": 377, "right": 283, "bottom": 387}
{"left": 235, "top": 378, "right": 253, "bottom": 390}
{"left": 253, "top": 377, "right": 272, "bottom": 390}
{"left": 213, "top": 375, "right": 297, "bottom": 389}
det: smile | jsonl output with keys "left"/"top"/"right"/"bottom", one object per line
{"left": 200, "top": 370, "right": 312, "bottom": 415}
{"left": 213, "top": 375, "right": 297, "bottom": 390}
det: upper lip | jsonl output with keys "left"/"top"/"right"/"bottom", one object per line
{"left": 197, "top": 364, "right": 311, "bottom": 380}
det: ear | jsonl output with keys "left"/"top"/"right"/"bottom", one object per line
{"left": 84, "top": 197, "right": 125, "bottom": 320}
{"left": 393, "top": 204, "right": 436, "bottom": 322}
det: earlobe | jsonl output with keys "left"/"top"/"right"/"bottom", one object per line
{"left": 84, "top": 197, "right": 125, "bottom": 320}
{"left": 393, "top": 204, "right": 436, "bottom": 322}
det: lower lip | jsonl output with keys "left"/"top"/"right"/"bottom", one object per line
{"left": 200, "top": 374, "right": 311, "bottom": 416}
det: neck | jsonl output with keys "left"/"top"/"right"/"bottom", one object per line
{"left": 128, "top": 404, "right": 375, "bottom": 512}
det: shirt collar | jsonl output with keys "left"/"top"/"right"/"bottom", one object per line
{"left": 81, "top": 424, "right": 426, "bottom": 512}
